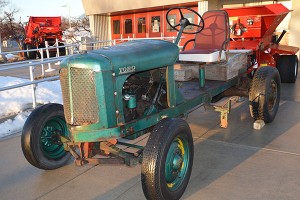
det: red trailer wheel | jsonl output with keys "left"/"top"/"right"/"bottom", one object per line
{"left": 276, "top": 55, "right": 298, "bottom": 83}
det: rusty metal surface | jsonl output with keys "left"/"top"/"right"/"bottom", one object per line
{"left": 60, "top": 68, "right": 72, "bottom": 123}
{"left": 60, "top": 68, "right": 99, "bottom": 125}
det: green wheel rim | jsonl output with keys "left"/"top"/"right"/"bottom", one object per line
{"left": 40, "top": 116, "right": 68, "bottom": 159}
{"left": 165, "top": 135, "right": 190, "bottom": 191}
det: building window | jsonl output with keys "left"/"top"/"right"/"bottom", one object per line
{"left": 113, "top": 20, "right": 120, "bottom": 34}
{"left": 167, "top": 14, "right": 176, "bottom": 32}
{"left": 151, "top": 16, "right": 160, "bottom": 33}
{"left": 125, "top": 19, "right": 133, "bottom": 34}
{"left": 138, "top": 17, "right": 146, "bottom": 33}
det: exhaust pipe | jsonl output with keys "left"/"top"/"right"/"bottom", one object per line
{"left": 275, "top": 30, "right": 287, "bottom": 44}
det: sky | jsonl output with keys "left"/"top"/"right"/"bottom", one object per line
{"left": 7, "top": 0, "right": 85, "bottom": 22}
{"left": 0, "top": 76, "right": 62, "bottom": 138}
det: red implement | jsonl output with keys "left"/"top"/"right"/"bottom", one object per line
{"left": 223, "top": 4, "right": 299, "bottom": 73}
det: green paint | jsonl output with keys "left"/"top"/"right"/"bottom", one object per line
{"left": 144, "top": 105, "right": 158, "bottom": 116}
{"left": 167, "top": 65, "right": 176, "bottom": 107}
{"left": 61, "top": 40, "right": 179, "bottom": 76}
{"left": 128, "top": 95, "right": 137, "bottom": 109}
{"left": 40, "top": 116, "right": 68, "bottom": 159}
{"left": 165, "top": 136, "right": 190, "bottom": 190}
{"left": 70, "top": 76, "right": 238, "bottom": 142}
{"left": 199, "top": 67, "right": 205, "bottom": 88}
{"left": 60, "top": 37, "right": 239, "bottom": 143}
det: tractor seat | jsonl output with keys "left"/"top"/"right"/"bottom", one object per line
{"left": 179, "top": 10, "right": 230, "bottom": 63}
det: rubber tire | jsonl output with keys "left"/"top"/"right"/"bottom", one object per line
{"left": 21, "top": 103, "right": 71, "bottom": 170}
{"left": 141, "top": 118, "right": 193, "bottom": 200}
{"left": 49, "top": 51, "right": 57, "bottom": 57}
{"left": 59, "top": 42, "right": 66, "bottom": 56}
{"left": 25, "top": 44, "right": 36, "bottom": 59}
{"left": 276, "top": 55, "right": 298, "bottom": 83}
{"left": 249, "top": 66, "right": 281, "bottom": 123}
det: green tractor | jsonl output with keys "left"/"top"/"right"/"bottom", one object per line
{"left": 21, "top": 7, "right": 281, "bottom": 200}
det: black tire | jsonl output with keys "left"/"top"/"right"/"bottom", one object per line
{"left": 21, "top": 103, "right": 71, "bottom": 170}
{"left": 49, "top": 51, "right": 57, "bottom": 57}
{"left": 276, "top": 55, "right": 298, "bottom": 83}
{"left": 142, "top": 118, "right": 193, "bottom": 200}
{"left": 249, "top": 66, "right": 281, "bottom": 123}
{"left": 59, "top": 42, "right": 66, "bottom": 56}
{"left": 25, "top": 44, "right": 37, "bottom": 59}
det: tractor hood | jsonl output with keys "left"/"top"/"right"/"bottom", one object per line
{"left": 60, "top": 39, "right": 179, "bottom": 76}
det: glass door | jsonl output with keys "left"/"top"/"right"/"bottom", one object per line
{"left": 111, "top": 16, "right": 122, "bottom": 40}
{"left": 148, "top": 11, "right": 163, "bottom": 38}
{"left": 135, "top": 13, "right": 148, "bottom": 38}
{"left": 122, "top": 14, "right": 134, "bottom": 39}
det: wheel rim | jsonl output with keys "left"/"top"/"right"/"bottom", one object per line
{"left": 267, "top": 80, "right": 278, "bottom": 112}
{"left": 40, "top": 116, "right": 68, "bottom": 159}
{"left": 165, "top": 136, "right": 190, "bottom": 191}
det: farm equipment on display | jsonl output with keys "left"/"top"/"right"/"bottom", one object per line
{"left": 21, "top": 4, "right": 298, "bottom": 200}
{"left": 224, "top": 4, "right": 299, "bottom": 83}
{"left": 23, "top": 16, "right": 65, "bottom": 59}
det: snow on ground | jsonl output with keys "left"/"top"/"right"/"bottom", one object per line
{"left": 0, "top": 76, "right": 62, "bottom": 138}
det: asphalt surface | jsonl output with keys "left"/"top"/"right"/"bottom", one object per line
{"left": 0, "top": 71, "right": 300, "bottom": 200}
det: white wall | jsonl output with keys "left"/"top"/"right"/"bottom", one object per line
{"left": 290, "top": 0, "right": 300, "bottom": 57}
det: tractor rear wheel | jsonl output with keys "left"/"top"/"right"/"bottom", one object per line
{"left": 276, "top": 55, "right": 298, "bottom": 83}
{"left": 249, "top": 66, "right": 280, "bottom": 123}
{"left": 141, "top": 118, "right": 193, "bottom": 200}
{"left": 21, "top": 103, "right": 71, "bottom": 170}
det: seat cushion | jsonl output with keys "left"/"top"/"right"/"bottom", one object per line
{"left": 179, "top": 48, "right": 226, "bottom": 62}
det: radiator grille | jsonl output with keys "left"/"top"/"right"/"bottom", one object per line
{"left": 60, "top": 68, "right": 99, "bottom": 125}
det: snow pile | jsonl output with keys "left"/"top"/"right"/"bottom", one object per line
{"left": 0, "top": 77, "right": 62, "bottom": 138}
{"left": 0, "top": 112, "right": 31, "bottom": 138}
{"left": 5, "top": 54, "right": 18, "bottom": 59}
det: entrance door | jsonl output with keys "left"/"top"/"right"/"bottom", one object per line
{"left": 122, "top": 14, "right": 134, "bottom": 38}
{"left": 148, "top": 11, "right": 163, "bottom": 38}
{"left": 111, "top": 16, "right": 122, "bottom": 39}
{"left": 135, "top": 13, "right": 148, "bottom": 38}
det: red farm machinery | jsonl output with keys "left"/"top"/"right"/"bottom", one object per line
{"left": 223, "top": 3, "right": 299, "bottom": 83}
{"left": 23, "top": 16, "right": 66, "bottom": 59}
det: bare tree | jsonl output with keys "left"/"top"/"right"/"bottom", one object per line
{"left": 71, "top": 15, "right": 90, "bottom": 33}
{"left": 61, "top": 15, "right": 90, "bottom": 32}
{"left": 0, "top": 1, "right": 24, "bottom": 50}
{"left": 62, "top": 15, "right": 90, "bottom": 42}
{"left": 0, "top": 8, "right": 24, "bottom": 49}
{"left": 0, "top": 0, "right": 8, "bottom": 10}
{"left": 61, "top": 17, "right": 70, "bottom": 31}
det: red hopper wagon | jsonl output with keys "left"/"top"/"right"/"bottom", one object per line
{"left": 23, "top": 16, "right": 65, "bottom": 59}
{"left": 223, "top": 3, "right": 299, "bottom": 83}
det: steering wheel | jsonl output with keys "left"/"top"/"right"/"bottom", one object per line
{"left": 166, "top": 7, "right": 204, "bottom": 34}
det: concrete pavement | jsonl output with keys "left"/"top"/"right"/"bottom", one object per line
{"left": 0, "top": 74, "right": 300, "bottom": 200}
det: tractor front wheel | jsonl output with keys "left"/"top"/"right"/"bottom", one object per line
{"left": 21, "top": 103, "right": 71, "bottom": 170}
{"left": 249, "top": 66, "right": 281, "bottom": 123}
{"left": 141, "top": 118, "right": 193, "bottom": 200}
